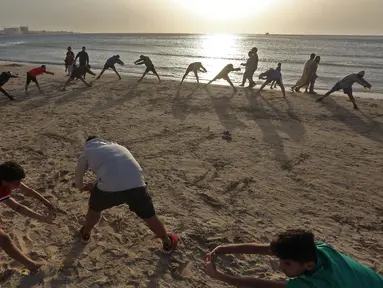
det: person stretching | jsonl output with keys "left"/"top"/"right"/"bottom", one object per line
{"left": 180, "top": 62, "right": 207, "bottom": 85}
{"left": 205, "top": 64, "right": 241, "bottom": 91}
{"left": 205, "top": 229, "right": 383, "bottom": 287}
{"left": 134, "top": 55, "right": 161, "bottom": 83}
{"left": 258, "top": 67, "right": 286, "bottom": 97}
{"left": 96, "top": 55, "right": 125, "bottom": 80}
{"left": 62, "top": 65, "right": 96, "bottom": 90}
{"left": 317, "top": 70, "right": 371, "bottom": 110}
{"left": 0, "top": 71, "right": 18, "bottom": 100}
{"left": 0, "top": 161, "right": 57, "bottom": 272}
{"left": 74, "top": 136, "right": 179, "bottom": 253}
{"left": 25, "top": 65, "right": 54, "bottom": 93}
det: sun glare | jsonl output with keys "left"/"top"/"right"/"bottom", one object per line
{"left": 173, "top": 0, "right": 274, "bottom": 19}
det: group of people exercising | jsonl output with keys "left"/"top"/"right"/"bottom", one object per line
{"left": 0, "top": 46, "right": 372, "bottom": 110}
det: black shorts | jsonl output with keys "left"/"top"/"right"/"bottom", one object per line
{"left": 26, "top": 72, "right": 37, "bottom": 84}
{"left": 89, "top": 185, "right": 156, "bottom": 219}
{"left": 103, "top": 63, "right": 115, "bottom": 70}
{"left": 333, "top": 82, "right": 352, "bottom": 95}
{"left": 145, "top": 66, "right": 157, "bottom": 74}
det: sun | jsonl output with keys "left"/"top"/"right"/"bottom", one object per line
{"left": 172, "top": 0, "right": 274, "bottom": 20}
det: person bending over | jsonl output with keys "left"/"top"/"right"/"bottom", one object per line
{"left": 62, "top": 65, "right": 96, "bottom": 90}
{"left": 205, "top": 229, "right": 383, "bottom": 287}
{"left": 0, "top": 161, "right": 56, "bottom": 271}
{"left": 96, "top": 55, "right": 125, "bottom": 80}
{"left": 134, "top": 55, "right": 161, "bottom": 83}
{"left": 0, "top": 71, "right": 18, "bottom": 100}
{"left": 180, "top": 62, "right": 207, "bottom": 85}
{"left": 317, "top": 70, "right": 371, "bottom": 110}
{"left": 205, "top": 64, "right": 241, "bottom": 91}
{"left": 74, "top": 136, "right": 179, "bottom": 253}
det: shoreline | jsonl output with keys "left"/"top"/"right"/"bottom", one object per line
{"left": 1, "top": 61, "right": 382, "bottom": 100}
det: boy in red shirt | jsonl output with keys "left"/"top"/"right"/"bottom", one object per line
{"left": 25, "top": 65, "right": 54, "bottom": 93}
{"left": 0, "top": 161, "right": 56, "bottom": 271}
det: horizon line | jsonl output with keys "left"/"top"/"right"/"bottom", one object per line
{"left": 4, "top": 31, "right": 383, "bottom": 37}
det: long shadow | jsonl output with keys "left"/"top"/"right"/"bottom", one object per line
{"left": 312, "top": 95, "right": 383, "bottom": 144}
{"left": 204, "top": 86, "right": 247, "bottom": 132}
{"left": 245, "top": 90, "right": 290, "bottom": 167}
{"left": 90, "top": 82, "right": 140, "bottom": 113}
{"left": 145, "top": 253, "right": 182, "bottom": 288}
{"left": 171, "top": 85, "right": 200, "bottom": 121}
{"left": 18, "top": 238, "right": 86, "bottom": 288}
{"left": 259, "top": 95, "right": 306, "bottom": 143}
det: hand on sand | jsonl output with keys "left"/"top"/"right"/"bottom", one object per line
{"left": 205, "top": 254, "right": 218, "bottom": 278}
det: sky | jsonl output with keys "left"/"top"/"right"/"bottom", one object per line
{"left": 0, "top": 0, "right": 382, "bottom": 35}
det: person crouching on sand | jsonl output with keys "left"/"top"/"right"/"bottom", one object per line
{"left": 317, "top": 70, "right": 371, "bottom": 110}
{"left": 205, "top": 229, "right": 383, "bottom": 287}
{"left": 134, "top": 55, "right": 161, "bottom": 83}
{"left": 96, "top": 55, "right": 125, "bottom": 80}
{"left": 25, "top": 65, "right": 54, "bottom": 93}
{"left": 257, "top": 67, "right": 286, "bottom": 97}
{"left": 180, "top": 62, "right": 207, "bottom": 85}
{"left": 74, "top": 136, "right": 179, "bottom": 252}
{"left": 205, "top": 64, "right": 241, "bottom": 91}
{"left": 0, "top": 161, "right": 57, "bottom": 272}
{"left": 62, "top": 65, "right": 96, "bottom": 90}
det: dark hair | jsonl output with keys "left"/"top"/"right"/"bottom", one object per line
{"left": 68, "top": 46, "right": 72, "bottom": 50}
{"left": 278, "top": 63, "right": 282, "bottom": 66}
{"left": 82, "top": 46, "right": 86, "bottom": 49}
{"left": 0, "top": 161, "right": 26, "bottom": 182}
{"left": 270, "top": 229, "right": 317, "bottom": 264}
{"left": 41, "top": 65, "right": 46, "bottom": 69}
{"left": 310, "top": 53, "right": 316, "bottom": 59}
{"left": 86, "top": 136, "right": 98, "bottom": 142}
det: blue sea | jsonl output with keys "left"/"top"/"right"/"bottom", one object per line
{"left": 0, "top": 33, "right": 382, "bottom": 95}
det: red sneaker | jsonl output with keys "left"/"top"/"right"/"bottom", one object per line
{"left": 162, "top": 232, "right": 179, "bottom": 254}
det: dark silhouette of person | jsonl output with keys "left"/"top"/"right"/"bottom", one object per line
{"left": 65, "top": 46, "right": 75, "bottom": 76}
{"left": 96, "top": 55, "right": 125, "bottom": 80}
{"left": 258, "top": 68, "right": 286, "bottom": 97}
{"left": 270, "top": 63, "right": 282, "bottom": 89}
{"left": 0, "top": 71, "right": 18, "bottom": 100}
{"left": 62, "top": 65, "right": 96, "bottom": 90}
{"left": 240, "top": 48, "right": 258, "bottom": 88}
{"left": 205, "top": 64, "right": 241, "bottom": 91}
{"left": 317, "top": 70, "right": 371, "bottom": 110}
{"left": 180, "top": 62, "right": 207, "bottom": 85}
{"left": 134, "top": 55, "right": 160, "bottom": 82}
{"left": 75, "top": 47, "right": 89, "bottom": 67}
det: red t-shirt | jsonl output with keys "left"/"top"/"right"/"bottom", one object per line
{"left": 0, "top": 185, "right": 11, "bottom": 201}
{"left": 28, "top": 67, "right": 46, "bottom": 78}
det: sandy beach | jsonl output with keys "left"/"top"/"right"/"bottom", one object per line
{"left": 0, "top": 64, "right": 382, "bottom": 287}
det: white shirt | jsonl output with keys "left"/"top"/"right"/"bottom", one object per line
{"left": 75, "top": 138, "right": 145, "bottom": 192}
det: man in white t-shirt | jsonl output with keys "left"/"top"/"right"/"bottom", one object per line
{"left": 75, "top": 136, "right": 179, "bottom": 253}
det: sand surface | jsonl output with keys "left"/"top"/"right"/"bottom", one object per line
{"left": 0, "top": 64, "right": 382, "bottom": 287}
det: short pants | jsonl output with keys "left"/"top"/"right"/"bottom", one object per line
{"left": 333, "top": 82, "right": 352, "bottom": 94}
{"left": 89, "top": 185, "right": 156, "bottom": 219}
{"left": 103, "top": 62, "right": 115, "bottom": 70}
{"left": 26, "top": 72, "right": 37, "bottom": 84}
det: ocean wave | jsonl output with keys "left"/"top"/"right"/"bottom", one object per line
{"left": 0, "top": 41, "right": 25, "bottom": 47}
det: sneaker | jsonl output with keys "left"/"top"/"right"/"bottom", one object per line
{"left": 80, "top": 227, "right": 91, "bottom": 244}
{"left": 162, "top": 232, "right": 179, "bottom": 254}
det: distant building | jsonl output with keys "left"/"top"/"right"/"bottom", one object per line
{"left": 3, "top": 27, "right": 21, "bottom": 34}
{"left": 20, "top": 26, "right": 29, "bottom": 34}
